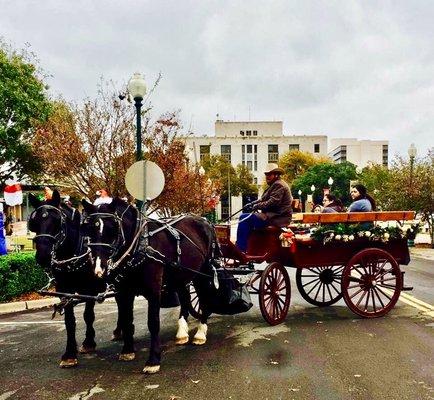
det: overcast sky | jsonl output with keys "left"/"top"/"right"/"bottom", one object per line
{"left": 1, "top": 0, "right": 433, "bottom": 159}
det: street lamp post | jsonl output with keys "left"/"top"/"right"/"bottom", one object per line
{"left": 408, "top": 143, "right": 417, "bottom": 192}
{"left": 128, "top": 73, "right": 147, "bottom": 161}
{"left": 198, "top": 166, "right": 205, "bottom": 215}
{"left": 328, "top": 176, "right": 334, "bottom": 192}
{"left": 298, "top": 189, "right": 303, "bottom": 212}
{"left": 128, "top": 73, "right": 147, "bottom": 210}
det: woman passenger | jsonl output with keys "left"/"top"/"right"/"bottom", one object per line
{"left": 348, "top": 184, "right": 376, "bottom": 212}
{"left": 322, "top": 194, "right": 345, "bottom": 213}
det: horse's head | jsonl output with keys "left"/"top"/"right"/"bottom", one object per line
{"left": 28, "top": 190, "right": 76, "bottom": 268}
{"left": 82, "top": 198, "right": 134, "bottom": 279}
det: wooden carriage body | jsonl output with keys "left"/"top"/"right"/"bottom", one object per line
{"left": 212, "top": 211, "right": 415, "bottom": 324}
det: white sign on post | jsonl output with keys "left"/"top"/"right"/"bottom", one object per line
{"left": 125, "top": 160, "right": 165, "bottom": 201}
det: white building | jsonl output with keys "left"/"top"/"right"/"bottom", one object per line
{"left": 328, "top": 138, "right": 389, "bottom": 168}
{"left": 184, "top": 120, "right": 328, "bottom": 219}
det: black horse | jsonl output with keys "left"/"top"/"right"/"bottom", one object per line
{"left": 28, "top": 190, "right": 117, "bottom": 368}
{"left": 82, "top": 198, "right": 219, "bottom": 374}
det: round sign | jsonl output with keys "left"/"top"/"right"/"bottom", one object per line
{"left": 125, "top": 160, "right": 165, "bottom": 201}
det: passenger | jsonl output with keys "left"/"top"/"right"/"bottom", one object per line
{"left": 322, "top": 194, "right": 345, "bottom": 213}
{"left": 348, "top": 184, "right": 376, "bottom": 212}
{"left": 236, "top": 163, "right": 292, "bottom": 252}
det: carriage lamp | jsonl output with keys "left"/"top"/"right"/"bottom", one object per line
{"left": 128, "top": 72, "right": 147, "bottom": 161}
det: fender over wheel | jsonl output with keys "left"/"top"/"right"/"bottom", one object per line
{"left": 296, "top": 265, "right": 344, "bottom": 307}
{"left": 259, "top": 262, "right": 291, "bottom": 325}
{"left": 341, "top": 248, "right": 402, "bottom": 318}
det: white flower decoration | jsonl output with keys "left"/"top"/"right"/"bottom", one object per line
{"left": 335, "top": 235, "right": 342, "bottom": 240}
{"left": 365, "top": 231, "right": 371, "bottom": 237}
{"left": 349, "top": 235, "right": 355, "bottom": 241}
{"left": 384, "top": 232, "right": 390, "bottom": 239}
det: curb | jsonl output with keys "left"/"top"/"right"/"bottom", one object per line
{"left": 0, "top": 297, "right": 58, "bottom": 315}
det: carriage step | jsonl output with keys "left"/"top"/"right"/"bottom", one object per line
{"left": 401, "top": 286, "right": 413, "bottom": 291}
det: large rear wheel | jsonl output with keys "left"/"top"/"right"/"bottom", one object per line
{"left": 341, "top": 248, "right": 402, "bottom": 318}
{"left": 296, "top": 265, "right": 344, "bottom": 307}
{"left": 259, "top": 262, "right": 291, "bottom": 325}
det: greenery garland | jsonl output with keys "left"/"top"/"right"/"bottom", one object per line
{"left": 310, "top": 223, "right": 408, "bottom": 245}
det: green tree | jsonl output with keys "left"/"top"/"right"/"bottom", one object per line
{"left": 279, "top": 150, "right": 331, "bottom": 183}
{"left": 201, "top": 155, "right": 257, "bottom": 197}
{"left": 292, "top": 162, "right": 358, "bottom": 205}
{"left": 379, "top": 151, "right": 434, "bottom": 247}
{"left": 0, "top": 43, "right": 52, "bottom": 183}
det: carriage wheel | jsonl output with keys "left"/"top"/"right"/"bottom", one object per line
{"left": 296, "top": 265, "right": 344, "bottom": 307}
{"left": 187, "top": 283, "right": 203, "bottom": 320}
{"left": 259, "top": 262, "right": 291, "bottom": 325}
{"left": 341, "top": 248, "right": 402, "bottom": 318}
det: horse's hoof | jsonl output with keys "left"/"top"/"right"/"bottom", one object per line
{"left": 59, "top": 358, "right": 78, "bottom": 368}
{"left": 142, "top": 364, "right": 160, "bottom": 374}
{"left": 119, "top": 352, "right": 135, "bottom": 361}
{"left": 192, "top": 337, "right": 206, "bottom": 345}
{"left": 175, "top": 336, "right": 189, "bottom": 345}
{"left": 79, "top": 345, "right": 96, "bottom": 354}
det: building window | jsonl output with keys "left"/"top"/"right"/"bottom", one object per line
{"left": 199, "top": 145, "right": 210, "bottom": 162}
{"left": 253, "top": 177, "right": 258, "bottom": 185}
{"left": 382, "top": 144, "right": 388, "bottom": 166}
{"left": 289, "top": 144, "right": 299, "bottom": 152}
{"left": 221, "top": 145, "right": 231, "bottom": 162}
{"left": 314, "top": 144, "right": 320, "bottom": 153}
{"left": 253, "top": 130, "right": 258, "bottom": 136}
{"left": 240, "top": 130, "right": 245, "bottom": 136}
{"left": 268, "top": 144, "right": 279, "bottom": 163}
{"left": 242, "top": 144, "right": 258, "bottom": 171}
{"left": 246, "top": 130, "right": 252, "bottom": 136}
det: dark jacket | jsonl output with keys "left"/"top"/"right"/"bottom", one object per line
{"left": 322, "top": 202, "right": 345, "bottom": 213}
{"left": 252, "top": 179, "right": 292, "bottom": 227}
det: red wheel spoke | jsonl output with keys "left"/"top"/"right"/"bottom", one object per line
{"left": 374, "top": 285, "right": 393, "bottom": 302}
{"left": 376, "top": 268, "right": 394, "bottom": 280}
{"left": 349, "top": 287, "right": 364, "bottom": 299}
{"left": 356, "top": 289, "right": 368, "bottom": 307}
{"left": 371, "top": 289, "right": 376, "bottom": 313}
{"left": 379, "top": 277, "right": 397, "bottom": 283}
{"left": 372, "top": 287, "right": 385, "bottom": 308}
{"left": 364, "top": 289, "right": 371, "bottom": 312}
{"left": 348, "top": 283, "right": 362, "bottom": 289}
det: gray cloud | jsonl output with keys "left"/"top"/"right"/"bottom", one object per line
{"left": 1, "top": 0, "right": 433, "bottom": 158}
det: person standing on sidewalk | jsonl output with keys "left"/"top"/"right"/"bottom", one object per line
{"left": 0, "top": 203, "right": 7, "bottom": 255}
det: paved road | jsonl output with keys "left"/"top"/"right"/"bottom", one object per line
{"left": 0, "top": 258, "right": 433, "bottom": 400}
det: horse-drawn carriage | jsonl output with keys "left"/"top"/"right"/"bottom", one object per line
{"left": 190, "top": 211, "right": 415, "bottom": 325}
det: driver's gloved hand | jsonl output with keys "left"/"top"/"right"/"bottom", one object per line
{"left": 243, "top": 203, "right": 254, "bottom": 212}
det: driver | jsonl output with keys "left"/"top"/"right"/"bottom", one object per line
{"left": 236, "top": 163, "right": 292, "bottom": 252}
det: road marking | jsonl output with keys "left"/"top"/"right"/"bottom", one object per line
{"left": 399, "top": 292, "right": 434, "bottom": 311}
{"left": 381, "top": 288, "right": 434, "bottom": 315}
{"left": 0, "top": 321, "right": 63, "bottom": 325}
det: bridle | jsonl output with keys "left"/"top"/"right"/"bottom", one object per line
{"left": 30, "top": 205, "right": 68, "bottom": 248}
{"left": 85, "top": 209, "right": 128, "bottom": 260}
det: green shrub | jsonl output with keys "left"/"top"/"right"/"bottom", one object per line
{"left": 0, "top": 252, "right": 48, "bottom": 302}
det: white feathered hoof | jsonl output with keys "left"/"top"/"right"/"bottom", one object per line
{"left": 143, "top": 364, "right": 161, "bottom": 374}
{"left": 175, "top": 317, "right": 189, "bottom": 345}
{"left": 192, "top": 323, "right": 208, "bottom": 345}
{"left": 119, "top": 352, "right": 136, "bottom": 361}
{"left": 59, "top": 358, "right": 78, "bottom": 368}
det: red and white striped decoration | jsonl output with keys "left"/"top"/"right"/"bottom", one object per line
{"left": 4, "top": 183, "right": 23, "bottom": 206}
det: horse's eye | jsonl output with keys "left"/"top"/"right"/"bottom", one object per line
{"left": 42, "top": 212, "right": 48, "bottom": 218}
{"left": 95, "top": 221, "right": 100, "bottom": 227}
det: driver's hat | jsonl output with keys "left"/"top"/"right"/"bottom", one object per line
{"left": 264, "top": 163, "right": 284, "bottom": 175}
